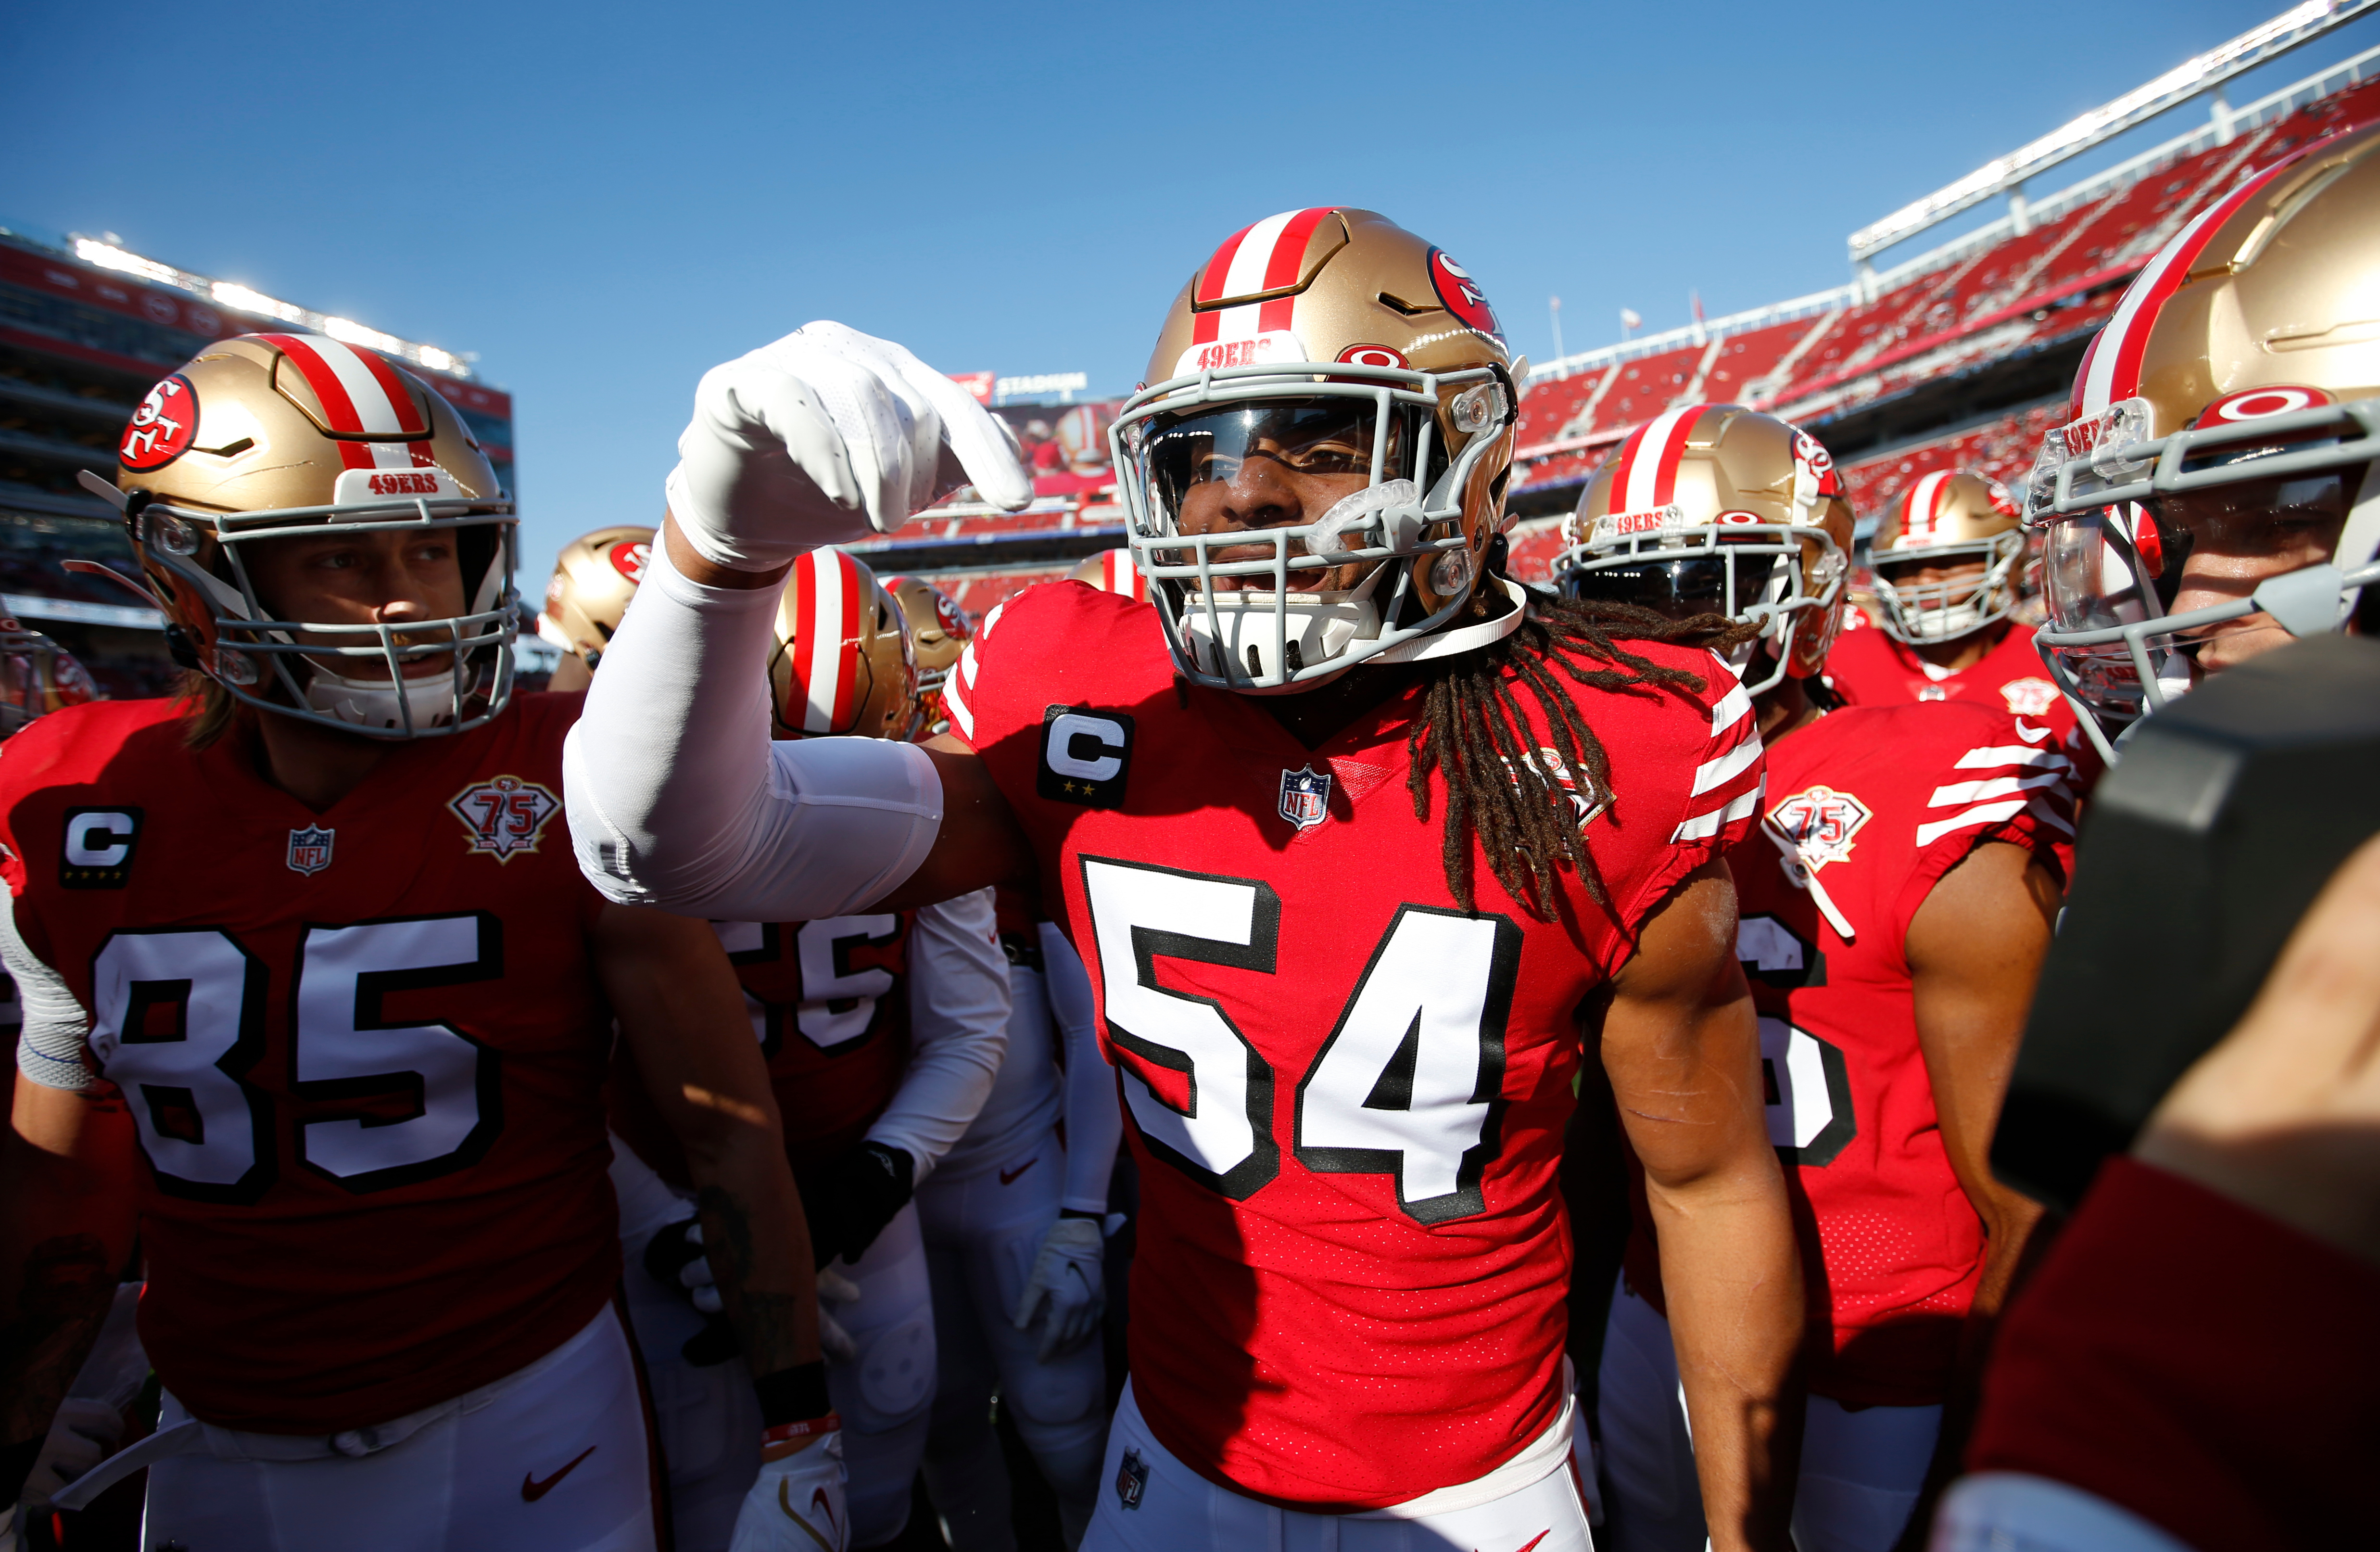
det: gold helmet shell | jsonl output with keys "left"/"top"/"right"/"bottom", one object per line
{"left": 1114, "top": 207, "right": 1523, "bottom": 691}
{"left": 1871, "top": 470, "right": 2025, "bottom": 644}
{"left": 2028, "top": 118, "right": 2380, "bottom": 753}
{"left": 109, "top": 332, "right": 516, "bottom": 739}
{"left": 539, "top": 525, "right": 654, "bottom": 671}
{"left": 1067, "top": 549, "right": 1149, "bottom": 601}
{"left": 1554, "top": 404, "right": 1853, "bottom": 690}
{"left": 768, "top": 549, "right": 921, "bottom": 742}
{"left": 878, "top": 572, "right": 970, "bottom": 732}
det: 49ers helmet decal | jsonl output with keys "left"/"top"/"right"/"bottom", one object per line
{"left": 1552, "top": 404, "right": 1853, "bottom": 695}
{"left": 1871, "top": 470, "right": 2025, "bottom": 645}
{"left": 2026, "top": 118, "right": 2380, "bottom": 761}
{"left": 539, "top": 525, "right": 653, "bottom": 670}
{"left": 878, "top": 572, "right": 969, "bottom": 734}
{"left": 769, "top": 550, "right": 921, "bottom": 742}
{"left": 1113, "top": 207, "right": 1524, "bottom": 692}
{"left": 88, "top": 332, "right": 517, "bottom": 740}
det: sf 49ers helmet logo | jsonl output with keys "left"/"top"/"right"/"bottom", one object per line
{"left": 448, "top": 775, "right": 561, "bottom": 862}
{"left": 607, "top": 539, "right": 649, "bottom": 584}
{"left": 1769, "top": 784, "right": 1871, "bottom": 870}
{"left": 1427, "top": 250, "right": 1504, "bottom": 342}
{"left": 120, "top": 374, "right": 198, "bottom": 471}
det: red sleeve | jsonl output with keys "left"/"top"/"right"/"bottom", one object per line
{"left": 1896, "top": 709, "right": 2076, "bottom": 923}
{"left": 1604, "top": 661, "right": 1766, "bottom": 961}
{"left": 1969, "top": 1157, "right": 2380, "bottom": 1551}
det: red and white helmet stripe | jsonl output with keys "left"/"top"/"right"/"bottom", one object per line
{"left": 1899, "top": 471, "right": 1954, "bottom": 546}
{"left": 785, "top": 549, "right": 865, "bottom": 735}
{"left": 1189, "top": 206, "right": 1339, "bottom": 356}
{"left": 1084, "top": 548, "right": 1149, "bottom": 601}
{"left": 1604, "top": 403, "right": 1709, "bottom": 515}
{"left": 262, "top": 333, "right": 436, "bottom": 473}
{"left": 2071, "top": 155, "right": 2301, "bottom": 420}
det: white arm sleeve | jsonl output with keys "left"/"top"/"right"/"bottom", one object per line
{"left": 1040, "top": 921, "right": 1121, "bottom": 1215}
{"left": 563, "top": 537, "right": 943, "bottom": 921}
{"left": 870, "top": 888, "right": 1010, "bottom": 1181}
{"left": 4, "top": 892, "right": 92, "bottom": 1092}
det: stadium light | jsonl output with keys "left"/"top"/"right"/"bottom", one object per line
{"left": 1848, "top": 0, "right": 2377, "bottom": 264}
{"left": 70, "top": 235, "right": 476, "bottom": 380}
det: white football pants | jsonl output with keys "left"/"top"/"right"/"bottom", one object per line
{"left": 611, "top": 1148, "right": 936, "bottom": 1551}
{"left": 140, "top": 1304, "right": 660, "bottom": 1552}
{"left": 1595, "top": 1277, "right": 1941, "bottom": 1552}
{"left": 917, "top": 1130, "right": 1109, "bottom": 1552}
{"left": 1083, "top": 1380, "right": 1591, "bottom": 1552}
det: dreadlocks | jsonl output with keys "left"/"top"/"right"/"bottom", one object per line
{"left": 1404, "top": 595, "right": 1760, "bottom": 919}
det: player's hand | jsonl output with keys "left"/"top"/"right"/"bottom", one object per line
{"left": 730, "top": 1417, "right": 848, "bottom": 1552}
{"left": 1012, "top": 1214, "right": 1105, "bottom": 1361}
{"left": 643, "top": 1215, "right": 745, "bottom": 1366}
{"left": 669, "top": 321, "right": 1032, "bottom": 571}
{"left": 816, "top": 1268, "right": 861, "bottom": 1365}
{"left": 2136, "top": 830, "right": 2380, "bottom": 1266}
{"left": 798, "top": 1142, "right": 914, "bottom": 1269}
{"left": 18, "top": 1396, "right": 128, "bottom": 1512}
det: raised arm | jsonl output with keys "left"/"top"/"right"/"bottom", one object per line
{"left": 1597, "top": 858, "right": 1803, "bottom": 1552}
{"left": 564, "top": 323, "right": 1035, "bottom": 923}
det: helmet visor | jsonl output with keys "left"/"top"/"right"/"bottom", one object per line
{"left": 1138, "top": 398, "right": 1417, "bottom": 549}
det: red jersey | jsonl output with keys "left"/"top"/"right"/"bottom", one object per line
{"left": 1626, "top": 701, "right": 2071, "bottom": 1407}
{"left": 945, "top": 581, "right": 1763, "bottom": 1509}
{"left": 610, "top": 914, "right": 913, "bottom": 1184}
{"left": 0, "top": 694, "right": 619, "bottom": 1433}
{"left": 1825, "top": 621, "right": 2075, "bottom": 743}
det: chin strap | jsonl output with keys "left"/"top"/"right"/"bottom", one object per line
{"left": 1369, "top": 575, "right": 1530, "bottom": 666}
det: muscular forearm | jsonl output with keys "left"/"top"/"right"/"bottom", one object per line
{"left": 1648, "top": 1161, "right": 1804, "bottom": 1552}
{"left": 0, "top": 1085, "right": 136, "bottom": 1455}
{"left": 685, "top": 1126, "right": 821, "bottom": 1376}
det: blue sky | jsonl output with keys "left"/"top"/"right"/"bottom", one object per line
{"left": 3, "top": 0, "right": 2369, "bottom": 572}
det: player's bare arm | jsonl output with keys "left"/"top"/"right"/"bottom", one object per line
{"left": 1596, "top": 859, "right": 1804, "bottom": 1552}
{"left": 0, "top": 1081, "right": 136, "bottom": 1463}
{"left": 596, "top": 902, "right": 821, "bottom": 1374}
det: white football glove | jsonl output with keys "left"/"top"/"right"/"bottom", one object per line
{"left": 730, "top": 1420, "right": 848, "bottom": 1552}
{"left": 668, "top": 321, "right": 1032, "bottom": 571}
{"left": 1012, "top": 1216, "right": 1105, "bottom": 1361}
{"left": 18, "top": 1397, "right": 128, "bottom": 1512}
{"left": 815, "top": 1267, "right": 861, "bottom": 1365}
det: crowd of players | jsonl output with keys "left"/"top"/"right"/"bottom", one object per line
{"left": 0, "top": 113, "right": 2372, "bottom": 1552}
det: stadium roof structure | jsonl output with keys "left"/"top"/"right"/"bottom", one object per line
{"left": 63, "top": 234, "right": 477, "bottom": 381}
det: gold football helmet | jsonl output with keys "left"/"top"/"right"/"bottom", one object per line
{"left": 87, "top": 332, "right": 516, "bottom": 738}
{"left": 0, "top": 619, "right": 98, "bottom": 737}
{"left": 878, "top": 572, "right": 969, "bottom": 733}
{"left": 768, "top": 549, "right": 921, "bottom": 742}
{"left": 1113, "top": 207, "right": 1524, "bottom": 691}
{"left": 1871, "top": 470, "right": 2025, "bottom": 644}
{"left": 539, "top": 525, "right": 653, "bottom": 676}
{"left": 2027, "top": 118, "right": 2380, "bottom": 760}
{"left": 1068, "top": 548, "right": 1150, "bottom": 601}
{"left": 1552, "top": 404, "right": 1853, "bottom": 693}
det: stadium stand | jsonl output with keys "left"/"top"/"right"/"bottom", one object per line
{"left": 850, "top": 23, "right": 2380, "bottom": 619}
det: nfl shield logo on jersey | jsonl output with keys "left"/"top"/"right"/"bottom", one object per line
{"left": 285, "top": 825, "right": 334, "bottom": 877}
{"left": 1278, "top": 765, "right": 1333, "bottom": 831}
{"left": 1115, "top": 1447, "right": 1147, "bottom": 1509}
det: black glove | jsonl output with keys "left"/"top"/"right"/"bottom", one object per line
{"left": 798, "top": 1142, "right": 914, "bottom": 1269}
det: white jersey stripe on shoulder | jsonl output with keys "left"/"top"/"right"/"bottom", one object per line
{"left": 1928, "top": 770, "right": 2067, "bottom": 806}
{"left": 1706, "top": 672, "right": 1753, "bottom": 734}
{"left": 1955, "top": 745, "right": 2073, "bottom": 770}
{"left": 2026, "top": 794, "right": 2076, "bottom": 837}
{"left": 942, "top": 670, "right": 975, "bottom": 740}
{"left": 1690, "top": 735, "right": 1763, "bottom": 797}
{"left": 1915, "top": 798, "right": 2029, "bottom": 848}
{"left": 1671, "top": 779, "right": 1763, "bottom": 843}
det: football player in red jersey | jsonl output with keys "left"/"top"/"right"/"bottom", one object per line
{"left": 612, "top": 547, "right": 1011, "bottom": 1551}
{"left": 1556, "top": 406, "right": 2065, "bottom": 1552}
{"left": 1823, "top": 472, "right": 2075, "bottom": 747}
{"left": 0, "top": 335, "right": 840, "bottom": 1552}
{"left": 568, "top": 213, "right": 1806, "bottom": 1552}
